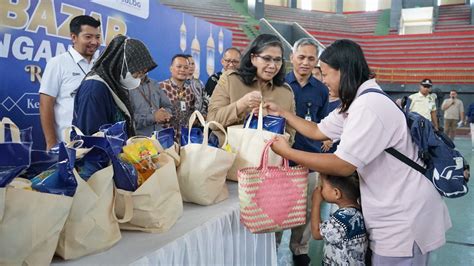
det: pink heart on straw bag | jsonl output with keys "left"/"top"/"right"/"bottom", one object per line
{"left": 253, "top": 170, "right": 301, "bottom": 226}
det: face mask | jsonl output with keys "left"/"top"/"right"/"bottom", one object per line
{"left": 119, "top": 39, "right": 141, "bottom": 90}
{"left": 120, "top": 71, "right": 141, "bottom": 90}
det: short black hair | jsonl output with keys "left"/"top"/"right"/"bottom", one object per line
{"left": 183, "top": 54, "right": 193, "bottom": 58}
{"left": 171, "top": 54, "right": 189, "bottom": 64}
{"left": 238, "top": 34, "right": 286, "bottom": 86}
{"left": 70, "top": 15, "right": 100, "bottom": 35}
{"left": 324, "top": 172, "right": 360, "bottom": 202}
{"left": 319, "top": 39, "right": 370, "bottom": 113}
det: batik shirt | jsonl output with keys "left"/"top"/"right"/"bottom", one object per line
{"left": 187, "top": 77, "right": 209, "bottom": 115}
{"left": 159, "top": 78, "right": 195, "bottom": 142}
{"left": 320, "top": 207, "right": 368, "bottom": 266}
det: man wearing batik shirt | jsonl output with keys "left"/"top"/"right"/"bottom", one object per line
{"left": 160, "top": 54, "right": 196, "bottom": 141}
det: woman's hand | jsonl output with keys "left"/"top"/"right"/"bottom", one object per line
{"left": 321, "top": 140, "right": 333, "bottom": 152}
{"left": 270, "top": 136, "right": 291, "bottom": 157}
{"left": 236, "top": 91, "right": 262, "bottom": 113}
{"left": 263, "top": 102, "right": 284, "bottom": 117}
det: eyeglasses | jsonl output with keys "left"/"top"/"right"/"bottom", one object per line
{"left": 223, "top": 58, "right": 240, "bottom": 65}
{"left": 254, "top": 54, "right": 283, "bottom": 66}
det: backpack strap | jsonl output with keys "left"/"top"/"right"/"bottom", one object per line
{"left": 385, "top": 148, "right": 427, "bottom": 175}
{"left": 359, "top": 88, "right": 427, "bottom": 175}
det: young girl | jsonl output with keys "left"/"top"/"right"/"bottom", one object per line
{"left": 311, "top": 172, "right": 368, "bottom": 265}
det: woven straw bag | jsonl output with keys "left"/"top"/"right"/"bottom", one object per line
{"left": 238, "top": 139, "right": 308, "bottom": 233}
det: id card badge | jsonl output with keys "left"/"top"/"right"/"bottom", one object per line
{"left": 180, "top": 101, "right": 187, "bottom": 111}
{"left": 305, "top": 114, "right": 312, "bottom": 121}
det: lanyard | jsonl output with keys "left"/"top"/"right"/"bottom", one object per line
{"left": 138, "top": 83, "right": 158, "bottom": 111}
{"left": 68, "top": 51, "right": 87, "bottom": 75}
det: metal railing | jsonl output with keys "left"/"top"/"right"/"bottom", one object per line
{"left": 372, "top": 67, "right": 474, "bottom": 83}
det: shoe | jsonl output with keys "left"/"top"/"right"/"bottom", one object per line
{"left": 293, "top": 254, "right": 311, "bottom": 266}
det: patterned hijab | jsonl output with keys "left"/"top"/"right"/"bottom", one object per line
{"left": 88, "top": 35, "right": 157, "bottom": 136}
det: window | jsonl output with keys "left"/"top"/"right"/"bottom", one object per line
{"left": 366, "top": 0, "right": 378, "bottom": 11}
{"left": 302, "top": 0, "right": 312, "bottom": 11}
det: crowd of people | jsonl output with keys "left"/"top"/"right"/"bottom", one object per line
{"left": 38, "top": 15, "right": 462, "bottom": 266}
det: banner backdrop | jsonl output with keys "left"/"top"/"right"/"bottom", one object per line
{"left": 0, "top": 0, "right": 233, "bottom": 149}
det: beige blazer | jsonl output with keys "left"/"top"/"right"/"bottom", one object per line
{"left": 207, "top": 70, "right": 296, "bottom": 144}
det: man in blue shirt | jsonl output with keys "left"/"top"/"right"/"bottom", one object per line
{"left": 283, "top": 38, "right": 329, "bottom": 266}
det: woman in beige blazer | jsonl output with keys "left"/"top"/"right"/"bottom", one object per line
{"left": 207, "top": 34, "right": 295, "bottom": 142}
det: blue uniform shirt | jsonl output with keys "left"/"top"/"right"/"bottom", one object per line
{"left": 285, "top": 72, "right": 329, "bottom": 153}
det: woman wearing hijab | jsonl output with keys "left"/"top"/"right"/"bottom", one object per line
{"left": 73, "top": 35, "right": 157, "bottom": 136}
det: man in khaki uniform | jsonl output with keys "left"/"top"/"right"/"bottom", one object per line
{"left": 441, "top": 90, "right": 465, "bottom": 140}
{"left": 409, "top": 79, "right": 439, "bottom": 130}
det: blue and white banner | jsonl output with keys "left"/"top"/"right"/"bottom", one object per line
{"left": 0, "top": 0, "right": 233, "bottom": 149}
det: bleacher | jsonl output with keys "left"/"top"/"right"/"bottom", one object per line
{"left": 435, "top": 4, "right": 474, "bottom": 32}
{"left": 159, "top": 0, "right": 474, "bottom": 84}
{"left": 159, "top": 0, "right": 250, "bottom": 49}
{"left": 264, "top": 5, "right": 381, "bottom": 35}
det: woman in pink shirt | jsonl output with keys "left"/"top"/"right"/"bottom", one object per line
{"left": 266, "top": 39, "right": 451, "bottom": 265}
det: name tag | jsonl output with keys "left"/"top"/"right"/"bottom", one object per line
{"left": 180, "top": 101, "right": 186, "bottom": 111}
{"left": 305, "top": 115, "right": 312, "bottom": 121}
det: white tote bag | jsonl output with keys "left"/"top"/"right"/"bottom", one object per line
{"left": 0, "top": 187, "right": 73, "bottom": 265}
{"left": 178, "top": 111, "right": 236, "bottom": 205}
{"left": 56, "top": 138, "right": 123, "bottom": 260}
{"left": 227, "top": 103, "right": 289, "bottom": 181}
{"left": 114, "top": 136, "right": 183, "bottom": 233}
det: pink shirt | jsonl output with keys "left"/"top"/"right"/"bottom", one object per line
{"left": 318, "top": 79, "right": 451, "bottom": 257}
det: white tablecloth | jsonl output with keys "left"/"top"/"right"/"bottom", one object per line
{"left": 52, "top": 182, "right": 277, "bottom": 265}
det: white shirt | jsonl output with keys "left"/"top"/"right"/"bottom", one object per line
{"left": 408, "top": 92, "right": 437, "bottom": 121}
{"left": 39, "top": 47, "right": 98, "bottom": 142}
{"left": 318, "top": 79, "right": 451, "bottom": 257}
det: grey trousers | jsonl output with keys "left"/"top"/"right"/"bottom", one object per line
{"left": 372, "top": 242, "right": 430, "bottom": 266}
{"left": 276, "top": 172, "right": 318, "bottom": 255}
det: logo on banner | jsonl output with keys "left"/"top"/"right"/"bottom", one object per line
{"left": 1, "top": 93, "right": 39, "bottom": 116}
{"left": 92, "top": 0, "right": 149, "bottom": 19}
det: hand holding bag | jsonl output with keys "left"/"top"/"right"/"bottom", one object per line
{"left": 238, "top": 139, "right": 308, "bottom": 233}
{"left": 227, "top": 102, "right": 289, "bottom": 181}
{"left": 177, "top": 111, "right": 236, "bottom": 205}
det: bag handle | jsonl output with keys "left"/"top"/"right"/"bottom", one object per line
{"left": 0, "top": 117, "right": 21, "bottom": 143}
{"left": 0, "top": 188, "right": 5, "bottom": 223}
{"left": 65, "top": 139, "right": 92, "bottom": 160}
{"left": 113, "top": 188, "right": 134, "bottom": 223}
{"left": 203, "top": 121, "right": 228, "bottom": 148}
{"left": 259, "top": 139, "right": 289, "bottom": 171}
{"left": 149, "top": 134, "right": 181, "bottom": 163}
{"left": 187, "top": 111, "right": 207, "bottom": 144}
{"left": 244, "top": 101, "right": 264, "bottom": 130}
{"left": 63, "top": 125, "right": 85, "bottom": 143}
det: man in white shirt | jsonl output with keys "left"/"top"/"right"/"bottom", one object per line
{"left": 441, "top": 89, "right": 465, "bottom": 140}
{"left": 409, "top": 78, "right": 439, "bottom": 130}
{"left": 39, "top": 15, "right": 101, "bottom": 149}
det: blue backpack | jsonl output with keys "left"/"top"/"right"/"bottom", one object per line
{"left": 361, "top": 89, "right": 469, "bottom": 198}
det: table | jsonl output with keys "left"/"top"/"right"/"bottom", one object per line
{"left": 52, "top": 182, "right": 277, "bottom": 265}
